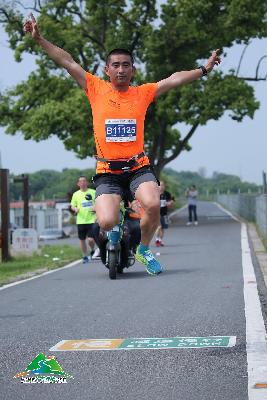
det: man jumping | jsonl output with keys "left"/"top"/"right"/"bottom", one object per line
{"left": 24, "top": 14, "right": 220, "bottom": 275}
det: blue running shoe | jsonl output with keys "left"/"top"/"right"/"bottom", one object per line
{"left": 82, "top": 256, "right": 89, "bottom": 264}
{"left": 136, "top": 245, "right": 163, "bottom": 275}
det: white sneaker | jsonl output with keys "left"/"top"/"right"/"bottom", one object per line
{"left": 186, "top": 222, "right": 192, "bottom": 226}
{"left": 194, "top": 221, "right": 198, "bottom": 225}
{"left": 92, "top": 247, "right": 100, "bottom": 259}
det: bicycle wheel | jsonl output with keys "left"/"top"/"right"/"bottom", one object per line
{"left": 108, "top": 251, "right": 117, "bottom": 280}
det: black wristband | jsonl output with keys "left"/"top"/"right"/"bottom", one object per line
{"left": 199, "top": 65, "right": 208, "bottom": 76}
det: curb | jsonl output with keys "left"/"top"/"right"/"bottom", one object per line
{"left": 248, "top": 223, "right": 267, "bottom": 287}
{"left": 215, "top": 202, "right": 267, "bottom": 288}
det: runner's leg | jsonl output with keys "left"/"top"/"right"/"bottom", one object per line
{"left": 155, "top": 225, "right": 160, "bottom": 238}
{"left": 158, "top": 225, "right": 164, "bottom": 241}
{"left": 80, "top": 239, "right": 87, "bottom": 256}
{"left": 95, "top": 194, "right": 121, "bottom": 231}
{"left": 93, "top": 174, "right": 123, "bottom": 265}
{"left": 135, "top": 181, "right": 160, "bottom": 247}
{"left": 77, "top": 225, "right": 89, "bottom": 262}
{"left": 88, "top": 237, "right": 95, "bottom": 250}
{"left": 155, "top": 225, "right": 161, "bottom": 246}
{"left": 129, "top": 170, "right": 162, "bottom": 275}
{"left": 135, "top": 181, "right": 162, "bottom": 274}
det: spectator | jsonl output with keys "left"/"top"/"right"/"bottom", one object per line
{"left": 155, "top": 181, "right": 174, "bottom": 246}
{"left": 186, "top": 185, "right": 198, "bottom": 226}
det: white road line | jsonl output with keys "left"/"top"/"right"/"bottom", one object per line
{"left": 215, "top": 202, "right": 267, "bottom": 397}
{"left": 169, "top": 204, "right": 187, "bottom": 218}
{"left": 242, "top": 223, "right": 267, "bottom": 399}
{"left": 0, "top": 259, "right": 81, "bottom": 291}
{"left": 213, "top": 202, "right": 239, "bottom": 222}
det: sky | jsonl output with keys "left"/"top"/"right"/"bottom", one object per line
{"left": 0, "top": 16, "right": 266, "bottom": 184}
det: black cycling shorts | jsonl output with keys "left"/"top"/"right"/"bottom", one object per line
{"left": 92, "top": 166, "right": 159, "bottom": 199}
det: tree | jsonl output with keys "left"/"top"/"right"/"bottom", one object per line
{"left": 164, "top": 168, "right": 260, "bottom": 195}
{"left": 0, "top": 0, "right": 266, "bottom": 175}
{"left": 9, "top": 168, "right": 96, "bottom": 200}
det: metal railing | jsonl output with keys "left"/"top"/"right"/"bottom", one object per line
{"left": 217, "top": 194, "right": 267, "bottom": 237}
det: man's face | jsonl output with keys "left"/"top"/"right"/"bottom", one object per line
{"left": 77, "top": 177, "right": 88, "bottom": 190}
{"left": 105, "top": 54, "right": 135, "bottom": 88}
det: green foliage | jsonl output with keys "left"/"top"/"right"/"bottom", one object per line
{"left": 10, "top": 168, "right": 95, "bottom": 200}
{"left": 164, "top": 168, "right": 260, "bottom": 197}
{"left": 9, "top": 167, "right": 260, "bottom": 202}
{"left": 160, "top": 171, "right": 180, "bottom": 200}
{"left": 178, "top": 73, "right": 259, "bottom": 124}
{"left": 0, "top": 0, "right": 266, "bottom": 173}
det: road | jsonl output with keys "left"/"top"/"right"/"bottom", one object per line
{"left": 1, "top": 201, "right": 266, "bottom": 400}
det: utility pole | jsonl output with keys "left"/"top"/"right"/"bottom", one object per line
{"left": 263, "top": 171, "right": 267, "bottom": 194}
{"left": 0, "top": 169, "right": 11, "bottom": 262}
{"left": 14, "top": 174, "right": 29, "bottom": 228}
{"left": 23, "top": 175, "right": 29, "bottom": 228}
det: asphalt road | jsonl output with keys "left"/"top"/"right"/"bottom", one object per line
{"left": 0, "top": 201, "right": 262, "bottom": 399}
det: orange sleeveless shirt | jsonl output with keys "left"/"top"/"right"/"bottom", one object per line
{"left": 85, "top": 72, "right": 157, "bottom": 174}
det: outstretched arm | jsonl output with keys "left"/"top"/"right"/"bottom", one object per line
{"left": 23, "top": 13, "right": 86, "bottom": 89}
{"left": 156, "top": 49, "right": 221, "bottom": 97}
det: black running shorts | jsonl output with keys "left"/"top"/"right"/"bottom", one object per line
{"left": 92, "top": 166, "right": 159, "bottom": 199}
{"left": 160, "top": 215, "right": 169, "bottom": 229}
{"left": 77, "top": 223, "right": 98, "bottom": 241}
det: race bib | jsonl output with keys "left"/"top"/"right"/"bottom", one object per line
{"left": 160, "top": 199, "right": 167, "bottom": 208}
{"left": 105, "top": 119, "right": 136, "bottom": 142}
{"left": 82, "top": 200, "right": 93, "bottom": 208}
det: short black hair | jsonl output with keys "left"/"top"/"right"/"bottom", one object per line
{"left": 78, "top": 175, "right": 87, "bottom": 181}
{"left": 106, "top": 48, "right": 134, "bottom": 65}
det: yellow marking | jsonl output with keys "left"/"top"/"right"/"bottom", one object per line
{"left": 255, "top": 383, "right": 267, "bottom": 388}
{"left": 55, "top": 339, "right": 124, "bottom": 350}
{"left": 14, "top": 371, "right": 27, "bottom": 378}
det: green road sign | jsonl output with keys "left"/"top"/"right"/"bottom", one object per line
{"left": 119, "top": 336, "right": 235, "bottom": 349}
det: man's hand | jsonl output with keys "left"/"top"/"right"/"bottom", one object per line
{"left": 205, "top": 49, "right": 221, "bottom": 73}
{"left": 156, "top": 49, "right": 222, "bottom": 97}
{"left": 23, "top": 13, "right": 86, "bottom": 89}
{"left": 23, "top": 13, "right": 40, "bottom": 40}
{"left": 167, "top": 200, "right": 174, "bottom": 208}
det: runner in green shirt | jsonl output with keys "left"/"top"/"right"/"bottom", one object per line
{"left": 71, "top": 176, "right": 99, "bottom": 263}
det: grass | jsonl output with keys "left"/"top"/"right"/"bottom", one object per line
{"left": 0, "top": 244, "right": 81, "bottom": 286}
{"left": 261, "top": 235, "right": 267, "bottom": 252}
{"left": 255, "top": 224, "right": 267, "bottom": 252}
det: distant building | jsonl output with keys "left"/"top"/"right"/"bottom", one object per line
{"left": 9, "top": 200, "right": 71, "bottom": 234}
